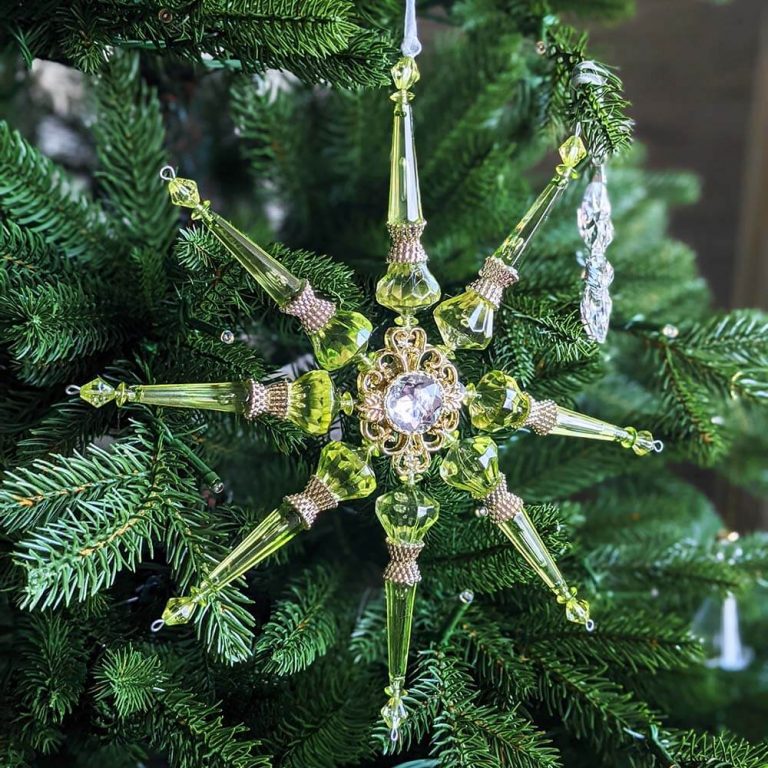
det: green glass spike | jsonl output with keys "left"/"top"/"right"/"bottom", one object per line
{"left": 77, "top": 370, "right": 340, "bottom": 436}
{"left": 161, "top": 507, "right": 301, "bottom": 626}
{"left": 494, "top": 134, "right": 587, "bottom": 268}
{"left": 439, "top": 436, "right": 500, "bottom": 499}
{"left": 467, "top": 371, "right": 531, "bottom": 432}
{"left": 376, "top": 487, "right": 439, "bottom": 742}
{"left": 166, "top": 174, "right": 303, "bottom": 306}
{"left": 433, "top": 288, "right": 496, "bottom": 350}
{"left": 432, "top": 134, "right": 586, "bottom": 350}
{"left": 79, "top": 378, "right": 250, "bottom": 412}
{"left": 495, "top": 507, "right": 591, "bottom": 629}
{"left": 157, "top": 442, "right": 376, "bottom": 627}
{"left": 309, "top": 310, "right": 373, "bottom": 372}
{"left": 549, "top": 408, "right": 662, "bottom": 455}
{"left": 388, "top": 56, "right": 422, "bottom": 225}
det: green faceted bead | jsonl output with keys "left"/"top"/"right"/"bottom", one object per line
{"left": 376, "top": 262, "right": 441, "bottom": 316}
{"left": 619, "top": 427, "right": 659, "bottom": 456}
{"left": 440, "top": 436, "right": 500, "bottom": 499}
{"left": 376, "top": 487, "right": 439, "bottom": 544}
{"left": 162, "top": 591, "right": 202, "bottom": 625}
{"left": 433, "top": 289, "right": 495, "bottom": 350}
{"left": 392, "top": 56, "right": 420, "bottom": 90}
{"left": 468, "top": 370, "right": 531, "bottom": 432}
{"left": 167, "top": 177, "right": 201, "bottom": 208}
{"left": 287, "top": 370, "right": 337, "bottom": 435}
{"left": 310, "top": 310, "right": 372, "bottom": 371}
{"left": 558, "top": 134, "right": 587, "bottom": 169}
{"left": 316, "top": 441, "right": 376, "bottom": 502}
{"left": 79, "top": 376, "right": 117, "bottom": 407}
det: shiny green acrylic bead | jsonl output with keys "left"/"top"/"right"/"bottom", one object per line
{"left": 433, "top": 288, "right": 495, "bottom": 350}
{"left": 376, "top": 487, "right": 440, "bottom": 544}
{"left": 315, "top": 441, "right": 376, "bottom": 501}
{"left": 468, "top": 370, "right": 531, "bottom": 432}
{"left": 284, "top": 370, "right": 337, "bottom": 435}
{"left": 376, "top": 262, "right": 441, "bottom": 317}
{"left": 439, "top": 436, "right": 500, "bottom": 499}
{"left": 309, "top": 309, "right": 372, "bottom": 371}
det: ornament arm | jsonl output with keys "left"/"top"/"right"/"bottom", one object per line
{"left": 476, "top": 475, "right": 593, "bottom": 630}
{"left": 465, "top": 370, "right": 662, "bottom": 455}
{"left": 519, "top": 393, "right": 664, "bottom": 455}
{"left": 75, "top": 371, "right": 339, "bottom": 437}
{"left": 162, "top": 168, "right": 371, "bottom": 371}
{"left": 433, "top": 134, "right": 587, "bottom": 351}
{"left": 153, "top": 442, "right": 376, "bottom": 629}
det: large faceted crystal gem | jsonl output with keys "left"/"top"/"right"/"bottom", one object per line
{"left": 385, "top": 373, "right": 444, "bottom": 434}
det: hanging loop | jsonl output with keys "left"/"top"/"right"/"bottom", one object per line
{"left": 401, "top": 0, "right": 422, "bottom": 57}
{"left": 159, "top": 165, "right": 177, "bottom": 181}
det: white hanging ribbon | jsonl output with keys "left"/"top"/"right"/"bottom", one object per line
{"left": 401, "top": 0, "right": 422, "bottom": 57}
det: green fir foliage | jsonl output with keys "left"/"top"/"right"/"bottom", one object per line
{"left": 0, "top": 1, "right": 766, "bottom": 767}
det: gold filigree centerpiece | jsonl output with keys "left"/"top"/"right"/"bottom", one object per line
{"left": 357, "top": 326, "right": 464, "bottom": 479}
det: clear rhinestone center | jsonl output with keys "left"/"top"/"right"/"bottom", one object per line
{"left": 385, "top": 372, "right": 444, "bottom": 435}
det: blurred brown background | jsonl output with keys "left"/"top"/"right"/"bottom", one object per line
{"left": 592, "top": 0, "right": 767, "bottom": 310}
{"left": 593, "top": 0, "right": 768, "bottom": 529}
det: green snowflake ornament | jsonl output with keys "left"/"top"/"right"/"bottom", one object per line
{"left": 76, "top": 55, "right": 661, "bottom": 743}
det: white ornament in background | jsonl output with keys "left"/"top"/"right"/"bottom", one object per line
{"left": 577, "top": 166, "right": 614, "bottom": 343}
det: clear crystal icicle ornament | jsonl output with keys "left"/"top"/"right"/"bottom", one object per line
{"left": 577, "top": 163, "right": 614, "bottom": 343}
{"left": 571, "top": 61, "right": 616, "bottom": 343}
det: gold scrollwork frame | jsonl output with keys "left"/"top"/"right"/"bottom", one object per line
{"left": 357, "top": 326, "right": 464, "bottom": 478}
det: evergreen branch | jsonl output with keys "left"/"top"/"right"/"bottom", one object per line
{"left": 544, "top": 24, "right": 632, "bottom": 159}
{"left": 92, "top": 50, "right": 177, "bottom": 252}
{"left": 671, "top": 730, "right": 768, "bottom": 768}
{"left": 5, "top": 0, "right": 392, "bottom": 87}
{"left": 255, "top": 564, "right": 339, "bottom": 676}
{"left": 270, "top": 660, "right": 378, "bottom": 768}
{"left": 529, "top": 646, "right": 661, "bottom": 757}
{"left": 349, "top": 590, "right": 386, "bottom": 664}
{"left": 0, "top": 441, "right": 151, "bottom": 533}
{"left": 0, "top": 282, "right": 125, "bottom": 374}
{"left": 12, "top": 428, "right": 187, "bottom": 609}
{"left": 422, "top": 503, "right": 569, "bottom": 595}
{"left": 16, "top": 612, "right": 88, "bottom": 725}
{"left": 0, "top": 121, "right": 119, "bottom": 260}
{"left": 94, "top": 645, "right": 271, "bottom": 767}
{"left": 459, "top": 607, "right": 538, "bottom": 700}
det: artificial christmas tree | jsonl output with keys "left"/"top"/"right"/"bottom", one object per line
{"left": 0, "top": 2, "right": 767, "bottom": 767}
